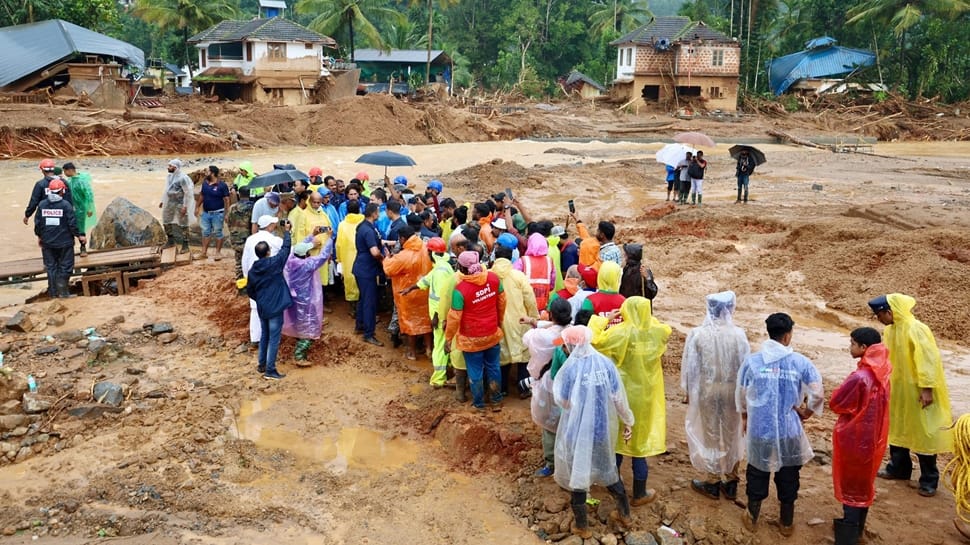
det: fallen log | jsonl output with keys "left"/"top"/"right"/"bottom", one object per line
{"left": 767, "top": 129, "right": 829, "bottom": 150}
{"left": 123, "top": 109, "right": 190, "bottom": 123}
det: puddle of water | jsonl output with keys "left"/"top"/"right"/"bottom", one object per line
{"left": 232, "top": 395, "right": 418, "bottom": 473}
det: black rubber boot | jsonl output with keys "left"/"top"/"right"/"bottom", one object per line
{"left": 780, "top": 503, "right": 795, "bottom": 537}
{"left": 834, "top": 519, "right": 860, "bottom": 545}
{"left": 691, "top": 479, "right": 720, "bottom": 500}
{"left": 607, "top": 481, "right": 632, "bottom": 528}
{"left": 454, "top": 370, "right": 468, "bottom": 403}
{"left": 743, "top": 499, "right": 761, "bottom": 530}
{"left": 736, "top": 187, "right": 742, "bottom": 202}
{"left": 56, "top": 277, "right": 76, "bottom": 298}
{"left": 631, "top": 478, "right": 657, "bottom": 506}
{"left": 721, "top": 479, "right": 739, "bottom": 500}
{"left": 570, "top": 495, "right": 592, "bottom": 539}
{"left": 164, "top": 224, "right": 175, "bottom": 248}
{"left": 179, "top": 225, "right": 190, "bottom": 254}
{"left": 857, "top": 508, "right": 869, "bottom": 543}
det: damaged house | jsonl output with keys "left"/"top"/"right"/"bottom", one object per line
{"left": 0, "top": 19, "right": 144, "bottom": 108}
{"left": 188, "top": 17, "right": 341, "bottom": 105}
{"left": 611, "top": 16, "right": 740, "bottom": 112}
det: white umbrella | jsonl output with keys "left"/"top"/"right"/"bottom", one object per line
{"left": 655, "top": 143, "right": 696, "bottom": 167}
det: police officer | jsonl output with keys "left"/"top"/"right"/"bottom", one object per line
{"left": 24, "top": 158, "right": 72, "bottom": 225}
{"left": 35, "top": 179, "right": 85, "bottom": 298}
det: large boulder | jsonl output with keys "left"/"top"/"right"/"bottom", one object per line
{"left": 90, "top": 197, "right": 166, "bottom": 249}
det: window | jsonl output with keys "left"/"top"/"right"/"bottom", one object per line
{"left": 207, "top": 42, "right": 243, "bottom": 60}
{"left": 712, "top": 49, "right": 724, "bottom": 67}
{"left": 708, "top": 86, "right": 723, "bottom": 98}
{"left": 305, "top": 43, "right": 313, "bottom": 50}
{"left": 246, "top": 42, "right": 253, "bottom": 61}
{"left": 626, "top": 48, "right": 632, "bottom": 66}
{"left": 200, "top": 50, "right": 206, "bottom": 68}
{"left": 268, "top": 42, "right": 287, "bottom": 61}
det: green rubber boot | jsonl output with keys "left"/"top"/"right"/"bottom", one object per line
{"left": 697, "top": 195, "right": 703, "bottom": 206}
{"left": 294, "top": 339, "right": 312, "bottom": 360}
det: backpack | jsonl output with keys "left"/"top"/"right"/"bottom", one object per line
{"left": 687, "top": 162, "right": 704, "bottom": 179}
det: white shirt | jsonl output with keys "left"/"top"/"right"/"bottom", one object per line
{"left": 242, "top": 229, "right": 283, "bottom": 277}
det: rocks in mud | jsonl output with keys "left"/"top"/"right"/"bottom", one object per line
{"left": 0, "top": 371, "right": 29, "bottom": 403}
{"left": 557, "top": 536, "right": 583, "bottom": 545}
{"left": 68, "top": 404, "right": 124, "bottom": 419}
{"left": 544, "top": 495, "right": 568, "bottom": 514}
{"left": 22, "top": 393, "right": 54, "bottom": 413}
{"left": 34, "top": 345, "right": 59, "bottom": 355}
{"left": 90, "top": 197, "right": 167, "bottom": 250}
{"left": 149, "top": 322, "right": 174, "bottom": 336}
{"left": 625, "top": 531, "right": 659, "bottom": 545}
{"left": 5, "top": 311, "right": 33, "bottom": 333}
{"left": 600, "top": 534, "right": 618, "bottom": 545}
{"left": 157, "top": 332, "right": 179, "bottom": 344}
{"left": 0, "top": 414, "right": 27, "bottom": 431}
{"left": 55, "top": 329, "right": 85, "bottom": 343}
{"left": 47, "top": 315, "right": 66, "bottom": 326}
{"left": 92, "top": 382, "right": 125, "bottom": 407}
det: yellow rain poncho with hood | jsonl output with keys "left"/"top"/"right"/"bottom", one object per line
{"left": 233, "top": 161, "right": 261, "bottom": 197}
{"left": 546, "top": 234, "right": 564, "bottom": 291}
{"left": 336, "top": 211, "right": 365, "bottom": 301}
{"left": 492, "top": 256, "right": 539, "bottom": 365}
{"left": 884, "top": 293, "right": 953, "bottom": 454}
{"left": 417, "top": 250, "right": 457, "bottom": 386}
{"left": 296, "top": 201, "right": 333, "bottom": 285}
{"left": 591, "top": 296, "right": 672, "bottom": 457}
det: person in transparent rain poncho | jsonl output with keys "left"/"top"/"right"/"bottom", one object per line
{"left": 681, "top": 291, "right": 750, "bottom": 501}
{"left": 553, "top": 325, "right": 636, "bottom": 539}
{"left": 736, "top": 313, "right": 824, "bottom": 537}
{"left": 282, "top": 228, "right": 334, "bottom": 362}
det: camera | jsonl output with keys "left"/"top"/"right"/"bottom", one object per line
{"left": 518, "top": 376, "right": 534, "bottom": 392}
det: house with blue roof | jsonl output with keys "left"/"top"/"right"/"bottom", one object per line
{"left": 610, "top": 16, "right": 740, "bottom": 112}
{"left": 767, "top": 37, "right": 878, "bottom": 96}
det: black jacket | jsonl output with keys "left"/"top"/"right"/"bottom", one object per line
{"left": 25, "top": 177, "right": 73, "bottom": 219}
{"left": 34, "top": 196, "right": 80, "bottom": 248}
{"left": 247, "top": 232, "right": 293, "bottom": 319}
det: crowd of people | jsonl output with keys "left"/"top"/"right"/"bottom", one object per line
{"left": 20, "top": 157, "right": 964, "bottom": 543}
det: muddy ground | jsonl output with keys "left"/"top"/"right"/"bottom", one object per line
{"left": 1, "top": 102, "right": 970, "bottom": 545}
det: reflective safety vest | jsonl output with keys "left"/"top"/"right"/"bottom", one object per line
{"left": 522, "top": 255, "right": 552, "bottom": 310}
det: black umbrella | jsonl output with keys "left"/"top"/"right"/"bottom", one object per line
{"left": 728, "top": 145, "right": 767, "bottom": 166}
{"left": 250, "top": 167, "right": 309, "bottom": 188}
{"left": 355, "top": 150, "right": 417, "bottom": 177}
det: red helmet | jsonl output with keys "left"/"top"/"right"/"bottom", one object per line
{"left": 39, "top": 158, "right": 56, "bottom": 171}
{"left": 355, "top": 171, "right": 370, "bottom": 181}
{"left": 48, "top": 179, "right": 67, "bottom": 193}
{"left": 308, "top": 166, "right": 323, "bottom": 177}
{"left": 427, "top": 237, "right": 447, "bottom": 253}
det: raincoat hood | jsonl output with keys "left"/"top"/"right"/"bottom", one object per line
{"left": 704, "top": 291, "right": 736, "bottom": 326}
{"left": 431, "top": 252, "right": 452, "bottom": 268}
{"left": 344, "top": 213, "right": 365, "bottom": 226}
{"left": 597, "top": 261, "right": 622, "bottom": 293}
{"left": 761, "top": 338, "right": 794, "bottom": 364}
{"left": 619, "top": 296, "right": 653, "bottom": 328}
{"left": 623, "top": 243, "right": 643, "bottom": 263}
{"left": 458, "top": 269, "right": 488, "bottom": 286}
{"left": 579, "top": 238, "right": 601, "bottom": 270}
{"left": 238, "top": 160, "right": 255, "bottom": 178}
{"left": 887, "top": 293, "right": 916, "bottom": 322}
{"left": 547, "top": 234, "right": 560, "bottom": 249}
{"left": 525, "top": 233, "right": 549, "bottom": 256}
{"left": 491, "top": 257, "right": 513, "bottom": 278}
{"left": 860, "top": 343, "right": 892, "bottom": 389}
{"left": 403, "top": 234, "right": 425, "bottom": 252}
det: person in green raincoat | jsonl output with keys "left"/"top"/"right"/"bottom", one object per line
{"left": 870, "top": 293, "right": 953, "bottom": 497}
{"left": 233, "top": 161, "right": 261, "bottom": 199}
{"left": 401, "top": 237, "right": 455, "bottom": 388}
{"left": 590, "top": 296, "right": 672, "bottom": 507}
{"left": 62, "top": 163, "right": 95, "bottom": 257}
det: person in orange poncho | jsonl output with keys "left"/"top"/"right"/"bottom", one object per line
{"left": 383, "top": 225, "right": 433, "bottom": 360}
{"left": 829, "top": 327, "right": 891, "bottom": 545}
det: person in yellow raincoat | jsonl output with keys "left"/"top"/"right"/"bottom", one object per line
{"left": 336, "top": 200, "right": 365, "bottom": 315}
{"left": 383, "top": 226, "right": 433, "bottom": 360}
{"left": 296, "top": 191, "right": 333, "bottom": 287}
{"left": 870, "top": 293, "right": 953, "bottom": 497}
{"left": 401, "top": 237, "right": 454, "bottom": 387}
{"left": 492, "top": 244, "right": 540, "bottom": 398}
{"left": 590, "top": 296, "right": 672, "bottom": 507}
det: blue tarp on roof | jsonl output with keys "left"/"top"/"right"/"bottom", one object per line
{"left": 0, "top": 19, "right": 144, "bottom": 88}
{"left": 767, "top": 37, "right": 876, "bottom": 96}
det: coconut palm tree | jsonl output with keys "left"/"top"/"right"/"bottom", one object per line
{"left": 588, "top": 0, "right": 652, "bottom": 39}
{"left": 847, "top": 0, "right": 970, "bottom": 36}
{"left": 133, "top": 0, "right": 240, "bottom": 78}
{"left": 417, "top": 0, "right": 459, "bottom": 86}
{"left": 295, "top": 0, "right": 405, "bottom": 61}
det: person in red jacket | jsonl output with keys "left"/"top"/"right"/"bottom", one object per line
{"left": 829, "top": 327, "right": 891, "bottom": 545}
{"left": 445, "top": 250, "right": 507, "bottom": 411}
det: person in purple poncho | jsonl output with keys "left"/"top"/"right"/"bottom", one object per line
{"left": 282, "top": 225, "right": 334, "bottom": 362}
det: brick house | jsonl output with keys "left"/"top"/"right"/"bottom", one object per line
{"left": 610, "top": 16, "right": 740, "bottom": 112}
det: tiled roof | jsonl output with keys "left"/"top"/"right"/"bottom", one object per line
{"left": 188, "top": 17, "right": 335, "bottom": 46}
{"left": 611, "top": 16, "right": 733, "bottom": 46}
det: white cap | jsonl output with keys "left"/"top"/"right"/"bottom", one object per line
{"left": 490, "top": 217, "right": 507, "bottom": 230}
{"left": 257, "top": 215, "right": 279, "bottom": 228}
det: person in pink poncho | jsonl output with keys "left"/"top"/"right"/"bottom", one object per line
{"left": 282, "top": 226, "right": 334, "bottom": 362}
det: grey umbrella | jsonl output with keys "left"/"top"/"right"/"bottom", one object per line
{"left": 355, "top": 150, "right": 417, "bottom": 177}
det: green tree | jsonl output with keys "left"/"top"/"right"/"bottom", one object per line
{"left": 847, "top": 0, "right": 969, "bottom": 36}
{"left": 0, "top": 0, "right": 118, "bottom": 29}
{"left": 588, "top": 0, "right": 652, "bottom": 38}
{"left": 132, "top": 0, "right": 241, "bottom": 77}
{"left": 295, "top": 0, "right": 405, "bottom": 61}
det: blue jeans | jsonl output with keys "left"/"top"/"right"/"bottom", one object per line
{"left": 737, "top": 174, "right": 750, "bottom": 201}
{"left": 258, "top": 314, "right": 284, "bottom": 374}
{"left": 200, "top": 209, "right": 225, "bottom": 238}
{"left": 356, "top": 273, "right": 379, "bottom": 337}
{"left": 463, "top": 343, "right": 502, "bottom": 408}
{"left": 616, "top": 454, "right": 649, "bottom": 481}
